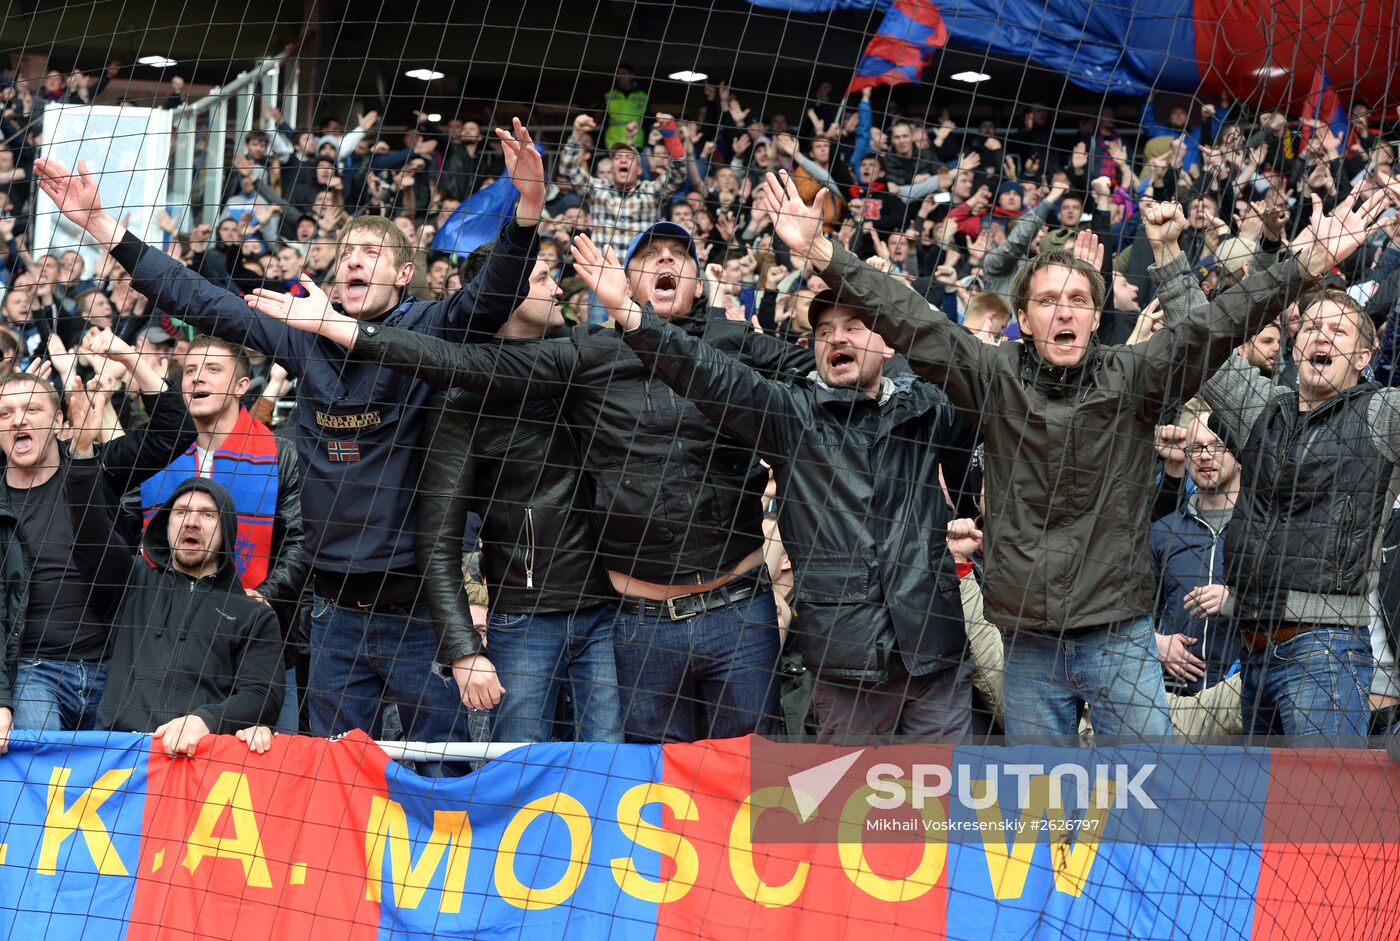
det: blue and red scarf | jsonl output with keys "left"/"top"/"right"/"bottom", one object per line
{"left": 139, "top": 407, "right": 279, "bottom": 589}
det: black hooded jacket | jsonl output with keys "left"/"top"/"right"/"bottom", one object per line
{"left": 72, "top": 467, "right": 283, "bottom": 734}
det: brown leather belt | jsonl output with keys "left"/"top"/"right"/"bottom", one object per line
{"left": 1240, "top": 623, "right": 1314, "bottom": 653}
{"left": 617, "top": 568, "right": 767, "bottom": 621}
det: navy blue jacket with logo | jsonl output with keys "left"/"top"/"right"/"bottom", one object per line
{"left": 108, "top": 224, "right": 535, "bottom": 576}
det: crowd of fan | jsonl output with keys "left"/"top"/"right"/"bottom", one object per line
{"left": 1, "top": 57, "right": 1400, "bottom": 763}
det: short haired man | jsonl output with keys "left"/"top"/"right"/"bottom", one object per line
{"left": 756, "top": 169, "right": 1389, "bottom": 742}
{"left": 139, "top": 335, "right": 309, "bottom": 733}
{"left": 1154, "top": 262, "right": 1400, "bottom": 738}
{"left": 1151, "top": 415, "right": 1245, "bottom": 738}
{"left": 0, "top": 338, "right": 193, "bottom": 748}
{"left": 35, "top": 123, "right": 545, "bottom": 766}
{"left": 243, "top": 220, "right": 814, "bottom": 743}
{"left": 583, "top": 249, "right": 980, "bottom": 740}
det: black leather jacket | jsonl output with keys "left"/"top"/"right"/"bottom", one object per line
{"left": 352, "top": 300, "right": 813, "bottom": 587}
{"left": 417, "top": 385, "right": 615, "bottom": 662}
{"left": 622, "top": 312, "right": 976, "bottom": 681}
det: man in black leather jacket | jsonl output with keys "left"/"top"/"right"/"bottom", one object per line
{"left": 417, "top": 255, "right": 621, "bottom": 742}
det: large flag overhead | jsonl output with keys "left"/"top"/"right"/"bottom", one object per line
{"left": 748, "top": 0, "right": 1398, "bottom": 108}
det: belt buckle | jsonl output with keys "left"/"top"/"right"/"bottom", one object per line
{"left": 665, "top": 596, "right": 697, "bottom": 621}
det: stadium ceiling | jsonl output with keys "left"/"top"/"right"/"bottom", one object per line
{"left": 3, "top": 0, "right": 1117, "bottom": 129}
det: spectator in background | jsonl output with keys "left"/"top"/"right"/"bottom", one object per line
{"left": 1151, "top": 414, "right": 1245, "bottom": 738}
{"left": 604, "top": 64, "right": 648, "bottom": 150}
{"left": 559, "top": 112, "right": 688, "bottom": 322}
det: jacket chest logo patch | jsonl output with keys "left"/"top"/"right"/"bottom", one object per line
{"left": 326, "top": 441, "right": 361, "bottom": 462}
{"left": 314, "top": 409, "right": 381, "bottom": 430}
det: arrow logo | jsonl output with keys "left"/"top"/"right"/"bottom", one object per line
{"left": 787, "top": 749, "right": 865, "bottom": 823}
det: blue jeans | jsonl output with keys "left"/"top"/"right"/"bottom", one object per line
{"left": 481, "top": 603, "right": 623, "bottom": 743}
{"left": 307, "top": 597, "right": 469, "bottom": 759}
{"left": 612, "top": 586, "right": 782, "bottom": 743}
{"left": 1240, "top": 625, "right": 1374, "bottom": 742}
{"left": 274, "top": 667, "right": 300, "bottom": 734}
{"left": 12, "top": 659, "right": 107, "bottom": 731}
{"left": 1002, "top": 615, "right": 1172, "bottom": 743}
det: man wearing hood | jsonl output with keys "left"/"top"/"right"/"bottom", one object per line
{"left": 71, "top": 462, "right": 283, "bottom": 756}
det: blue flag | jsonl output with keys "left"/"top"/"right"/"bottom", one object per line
{"left": 432, "top": 174, "right": 521, "bottom": 257}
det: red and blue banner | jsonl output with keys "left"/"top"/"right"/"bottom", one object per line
{"left": 2, "top": 732, "right": 1398, "bottom": 939}
{"left": 750, "top": 0, "right": 1398, "bottom": 109}
{"left": 848, "top": 0, "right": 948, "bottom": 94}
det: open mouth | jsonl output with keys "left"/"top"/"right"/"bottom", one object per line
{"left": 653, "top": 273, "right": 677, "bottom": 292}
{"left": 829, "top": 350, "right": 856, "bottom": 368}
{"left": 1308, "top": 352, "right": 1333, "bottom": 368}
{"left": 343, "top": 276, "right": 370, "bottom": 298}
{"left": 179, "top": 535, "right": 203, "bottom": 550}
{"left": 10, "top": 432, "right": 32, "bottom": 455}
{"left": 1053, "top": 330, "right": 1077, "bottom": 345}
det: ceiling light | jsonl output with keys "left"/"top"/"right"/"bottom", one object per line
{"left": 668, "top": 70, "right": 708, "bottom": 83}
{"left": 950, "top": 71, "right": 991, "bottom": 83}
{"left": 405, "top": 68, "right": 445, "bottom": 81}
{"left": 137, "top": 56, "right": 178, "bottom": 68}
{"left": 426, "top": 113, "right": 442, "bottom": 122}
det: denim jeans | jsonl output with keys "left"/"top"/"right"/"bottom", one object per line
{"left": 1002, "top": 615, "right": 1172, "bottom": 743}
{"left": 1240, "top": 625, "right": 1374, "bottom": 742}
{"left": 612, "top": 586, "right": 783, "bottom": 743}
{"left": 307, "top": 596, "right": 469, "bottom": 764}
{"left": 274, "top": 666, "right": 300, "bottom": 735}
{"left": 479, "top": 603, "right": 623, "bottom": 743}
{"left": 12, "top": 659, "right": 107, "bottom": 731}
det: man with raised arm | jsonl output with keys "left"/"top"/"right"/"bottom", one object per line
{"left": 570, "top": 234, "right": 979, "bottom": 742}
{"left": 747, "top": 170, "right": 1391, "bottom": 743}
{"left": 238, "top": 220, "right": 812, "bottom": 743}
{"left": 1150, "top": 189, "right": 1400, "bottom": 740}
{"left": 33, "top": 121, "right": 544, "bottom": 762}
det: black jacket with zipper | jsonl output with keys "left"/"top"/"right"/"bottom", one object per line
{"left": 351, "top": 298, "right": 814, "bottom": 585}
{"left": 0, "top": 387, "right": 195, "bottom": 714}
{"left": 76, "top": 470, "right": 283, "bottom": 734}
{"left": 1224, "top": 383, "right": 1399, "bottom": 626}
{"left": 621, "top": 311, "right": 978, "bottom": 682}
{"left": 417, "top": 385, "right": 615, "bottom": 662}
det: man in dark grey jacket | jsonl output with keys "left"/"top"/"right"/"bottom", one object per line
{"left": 752, "top": 170, "right": 1389, "bottom": 743}
{"left": 573, "top": 236, "right": 979, "bottom": 739}
{"left": 1153, "top": 222, "right": 1400, "bottom": 740}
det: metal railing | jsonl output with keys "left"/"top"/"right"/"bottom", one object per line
{"left": 168, "top": 51, "right": 300, "bottom": 227}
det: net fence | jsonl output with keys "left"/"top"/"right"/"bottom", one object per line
{"left": 0, "top": 0, "right": 1398, "bottom": 938}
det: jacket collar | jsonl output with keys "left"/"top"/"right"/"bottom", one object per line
{"left": 1018, "top": 337, "right": 1102, "bottom": 399}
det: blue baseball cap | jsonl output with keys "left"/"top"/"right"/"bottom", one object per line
{"left": 623, "top": 221, "right": 700, "bottom": 270}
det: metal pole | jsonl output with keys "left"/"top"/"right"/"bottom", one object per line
{"left": 203, "top": 98, "right": 227, "bottom": 226}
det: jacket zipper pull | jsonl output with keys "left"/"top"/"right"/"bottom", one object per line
{"left": 525, "top": 507, "right": 535, "bottom": 589}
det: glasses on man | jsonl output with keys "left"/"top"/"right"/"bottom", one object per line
{"left": 1184, "top": 441, "right": 1226, "bottom": 459}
